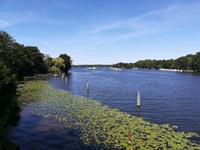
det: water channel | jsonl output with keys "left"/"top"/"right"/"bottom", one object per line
{"left": 8, "top": 68, "right": 200, "bottom": 149}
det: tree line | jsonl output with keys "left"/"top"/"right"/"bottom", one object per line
{"left": 0, "top": 30, "right": 72, "bottom": 147}
{"left": 113, "top": 52, "right": 200, "bottom": 72}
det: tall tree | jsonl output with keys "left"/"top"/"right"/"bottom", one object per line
{"left": 0, "top": 31, "right": 47, "bottom": 80}
{"left": 23, "top": 46, "right": 47, "bottom": 76}
{"left": 44, "top": 54, "right": 53, "bottom": 72}
{"left": 0, "top": 31, "right": 23, "bottom": 80}
{"left": 0, "top": 31, "right": 15, "bottom": 70}
{"left": 59, "top": 54, "right": 72, "bottom": 73}
{"left": 49, "top": 57, "right": 65, "bottom": 73}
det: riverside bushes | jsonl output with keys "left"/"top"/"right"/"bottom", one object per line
{"left": 0, "top": 61, "right": 20, "bottom": 149}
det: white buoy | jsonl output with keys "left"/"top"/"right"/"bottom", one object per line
{"left": 137, "top": 92, "right": 140, "bottom": 107}
{"left": 86, "top": 80, "right": 89, "bottom": 91}
{"left": 65, "top": 77, "right": 67, "bottom": 82}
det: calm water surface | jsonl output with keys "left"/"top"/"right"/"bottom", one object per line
{"left": 49, "top": 68, "right": 200, "bottom": 138}
{"left": 8, "top": 68, "right": 200, "bottom": 148}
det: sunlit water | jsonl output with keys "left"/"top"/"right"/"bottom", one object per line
{"left": 49, "top": 68, "right": 200, "bottom": 141}
{"left": 8, "top": 68, "right": 200, "bottom": 148}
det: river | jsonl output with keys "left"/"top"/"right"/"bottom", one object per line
{"left": 49, "top": 68, "right": 200, "bottom": 141}
{"left": 8, "top": 68, "right": 200, "bottom": 149}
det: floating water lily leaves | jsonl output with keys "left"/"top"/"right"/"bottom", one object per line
{"left": 18, "top": 81, "right": 200, "bottom": 149}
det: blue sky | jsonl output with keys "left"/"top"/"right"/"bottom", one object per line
{"left": 0, "top": 0, "right": 200, "bottom": 65}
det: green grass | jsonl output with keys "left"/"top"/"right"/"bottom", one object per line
{"left": 18, "top": 81, "right": 200, "bottom": 149}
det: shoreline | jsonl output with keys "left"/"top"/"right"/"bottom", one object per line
{"left": 13, "top": 80, "right": 200, "bottom": 149}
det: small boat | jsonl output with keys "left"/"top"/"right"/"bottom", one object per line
{"left": 112, "top": 67, "right": 121, "bottom": 71}
{"left": 88, "top": 67, "right": 96, "bottom": 70}
{"left": 54, "top": 73, "right": 58, "bottom": 77}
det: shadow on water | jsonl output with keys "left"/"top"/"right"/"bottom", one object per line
{"left": 0, "top": 103, "right": 21, "bottom": 149}
{"left": 7, "top": 105, "right": 101, "bottom": 150}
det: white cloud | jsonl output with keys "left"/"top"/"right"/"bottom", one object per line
{"left": 0, "top": 18, "right": 17, "bottom": 30}
{"left": 70, "top": 2, "right": 200, "bottom": 58}
{"left": 0, "top": 19, "right": 10, "bottom": 28}
{"left": 80, "top": 3, "right": 200, "bottom": 38}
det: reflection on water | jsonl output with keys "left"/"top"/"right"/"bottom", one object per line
{"left": 1, "top": 100, "right": 20, "bottom": 149}
{"left": 8, "top": 68, "right": 200, "bottom": 148}
{"left": 8, "top": 105, "right": 95, "bottom": 149}
{"left": 49, "top": 68, "right": 200, "bottom": 142}
{"left": 136, "top": 107, "right": 141, "bottom": 117}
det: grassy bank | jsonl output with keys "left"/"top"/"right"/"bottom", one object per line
{"left": 18, "top": 81, "right": 200, "bottom": 149}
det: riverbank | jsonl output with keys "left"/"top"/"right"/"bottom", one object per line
{"left": 11, "top": 80, "right": 200, "bottom": 149}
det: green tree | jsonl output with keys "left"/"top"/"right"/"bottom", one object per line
{"left": 44, "top": 54, "right": 53, "bottom": 72}
{"left": 49, "top": 57, "right": 65, "bottom": 73}
{"left": 0, "top": 30, "right": 49, "bottom": 147}
{"left": 0, "top": 61, "right": 17, "bottom": 131}
{"left": 10, "top": 43, "right": 26, "bottom": 80}
{"left": 0, "top": 31, "right": 23, "bottom": 79}
{"left": 23, "top": 46, "right": 47, "bottom": 76}
{"left": 144, "top": 59, "right": 154, "bottom": 69}
{"left": 0, "top": 31, "right": 15, "bottom": 55}
{"left": 0, "top": 60, "right": 20, "bottom": 149}
{"left": 0, "top": 61, "right": 16, "bottom": 109}
{"left": 0, "top": 31, "right": 47, "bottom": 80}
{"left": 192, "top": 52, "right": 200, "bottom": 72}
{"left": 175, "top": 57, "right": 186, "bottom": 70}
{"left": 59, "top": 54, "right": 72, "bottom": 73}
{"left": 185, "top": 54, "right": 193, "bottom": 70}
{"left": 0, "top": 31, "right": 15, "bottom": 71}
{"left": 134, "top": 60, "right": 146, "bottom": 68}
{"left": 166, "top": 59, "right": 175, "bottom": 69}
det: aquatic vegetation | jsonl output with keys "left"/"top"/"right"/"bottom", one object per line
{"left": 18, "top": 81, "right": 200, "bottom": 149}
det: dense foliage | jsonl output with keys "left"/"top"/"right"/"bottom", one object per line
{"left": 0, "top": 30, "right": 47, "bottom": 124}
{"left": 0, "top": 31, "right": 48, "bottom": 80}
{"left": 59, "top": 54, "right": 72, "bottom": 73}
{"left": 192, "top": 52, "right": 200, "bottom": 72}
{"left": 0, "top": 30, "right": 47, "bottom": 148}
{"left": 0, "top": 60, "right": 18, "bottom": 127}
{"left": 0, "top": 60, "right": 20, "bottom": 149}
{"left": 113, "top": 53, "right": 200, "bottom": 72}
{"left": 18, "top": 81, "right": 200, "bottom": 149}
{"left": 0, "top": 30, "right": 72, "bottom": 148}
